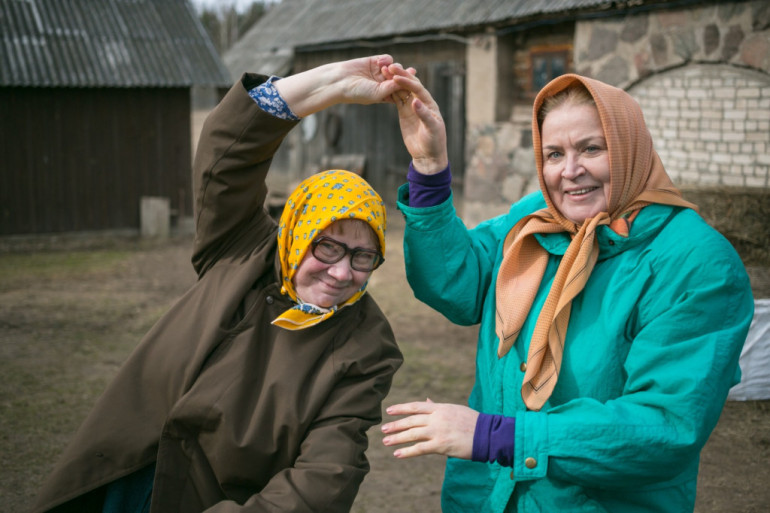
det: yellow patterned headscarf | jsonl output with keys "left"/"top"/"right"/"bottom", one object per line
{"left": 272, "top": 169, "right": 386, "bottom": 330}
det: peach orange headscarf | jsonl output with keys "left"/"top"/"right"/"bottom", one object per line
{"left": 494, "top": 74, "right": 697, "bottom": 411}
{"left": 272, "top": 169, "right": 386, "bottom": 330}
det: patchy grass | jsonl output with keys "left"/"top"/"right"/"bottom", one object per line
{"left": 0, "top": 250, "right": 129, "bottom": 291}
{"left": 0, "top": 237, "right": 196, "bottom": 510}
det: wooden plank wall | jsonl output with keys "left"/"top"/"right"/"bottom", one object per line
{"left": 291, "top": 40, "right": 466, "bottom": 204}
{"left": 0, "top": 87, "right": 191, "bottom": 235}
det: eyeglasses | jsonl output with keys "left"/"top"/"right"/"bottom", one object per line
{"left": 310, "top": 236, "right": 384, "bottom": 272}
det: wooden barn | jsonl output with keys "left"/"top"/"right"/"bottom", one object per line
{"left": 0, "top": 0, "right": 232, "bottom": 237}
{"left": 224, "top": 0, "right": 769, "bottom": 238}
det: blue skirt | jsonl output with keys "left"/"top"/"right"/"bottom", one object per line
{"left": 102, "top": 463, "right": 155, "bottom": 513}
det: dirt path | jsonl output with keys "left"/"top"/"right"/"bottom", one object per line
{"left": 1, "top": 216, "right": 768, "bottom": 512}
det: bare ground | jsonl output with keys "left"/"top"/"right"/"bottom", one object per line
{"left": 1, "top": 214, "right": 769, "bottom": 513}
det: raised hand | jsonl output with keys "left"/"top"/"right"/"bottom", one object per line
{"left": 384, "top": 64, "right": 449, "bottom": 175}
{"left": 337, "top": 55, "right": 407, "bottom": 105}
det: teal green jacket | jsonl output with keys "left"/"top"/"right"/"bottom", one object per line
{"left": 397, "top": 186, "right": 753, "bottom": 513}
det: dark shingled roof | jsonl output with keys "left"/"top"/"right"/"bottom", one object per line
{"left": 224, "top": 0, "right": 683, "bottom": 78}
{"left": 1, "top": 0, "right": 232, "bottom": 88}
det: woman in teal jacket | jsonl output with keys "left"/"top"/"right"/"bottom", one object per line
{"left": 380, "top": 68, "right": 754, "bottom": 512}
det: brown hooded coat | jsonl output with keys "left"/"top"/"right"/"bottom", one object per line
{"left": 32, "top": 74, "right": 403, "bottom": 513}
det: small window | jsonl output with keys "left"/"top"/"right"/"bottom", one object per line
{"left": 530, "top": 46, "right": 570, "bottom": 93}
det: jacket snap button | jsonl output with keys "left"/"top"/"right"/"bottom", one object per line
{"left": 525, "top": 457, "right": 537, "bottom": 469}
{"left": 266, "top": 295, "right": 274, "bottom": 305}
{"left": 520, "top": 362, "right": 527, "bottom": 372}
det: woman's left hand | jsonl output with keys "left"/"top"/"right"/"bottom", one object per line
{"left": 381, "top": 64, "right": 449, "bottom": 175}
{"left": 381, "top": 400, "right": 479, "bottom": 460}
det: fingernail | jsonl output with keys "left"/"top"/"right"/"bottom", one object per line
{"left": 393, "top": 450, "right": 401, "bottom": 458}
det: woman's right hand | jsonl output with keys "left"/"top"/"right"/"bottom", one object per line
{"left": 384, "top": 64, "right": 449, "bottom": 175}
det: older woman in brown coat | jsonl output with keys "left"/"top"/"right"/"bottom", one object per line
{"left": 33, "top": 55, "right": 405, "bottom": 513}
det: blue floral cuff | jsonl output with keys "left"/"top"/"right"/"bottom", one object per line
{"left": 248, "top": 76, "right": 300, "bottom": 121}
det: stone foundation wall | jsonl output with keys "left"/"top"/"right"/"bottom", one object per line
{"left": 574, "top": 0, "right": 770, "bottom": 88}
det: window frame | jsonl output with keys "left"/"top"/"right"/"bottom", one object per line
{"left": 529, "top": 45, "right": 572, "bottom": 98}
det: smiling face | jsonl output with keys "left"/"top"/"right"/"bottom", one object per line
{"left": 293, "top": 219, "right": 379, "bottom": 308}
{"left": 540, "top": 101, "right": 611, "bottom": 224}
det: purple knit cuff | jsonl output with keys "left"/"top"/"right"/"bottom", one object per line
{"left": 471, "top": 413, "right": 516, "bottom": 467}
{"left": 406, "top": 161, "right": 451, "bottom": 207}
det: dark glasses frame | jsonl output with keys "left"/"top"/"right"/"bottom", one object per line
{"left": 310, "top": 235, "right": 384, "bottom": 272}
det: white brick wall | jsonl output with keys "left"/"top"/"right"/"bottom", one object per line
{"left": 631, "top": 65, "right": 770, "bottom": 188}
